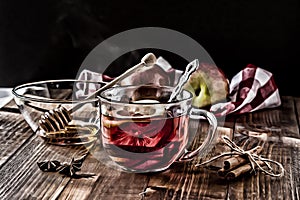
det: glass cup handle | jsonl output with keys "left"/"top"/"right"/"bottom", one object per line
{"left": 178, "top": 108, "right": 218, "bottom": 162}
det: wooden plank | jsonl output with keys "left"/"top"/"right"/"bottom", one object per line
{"left": 0, "top": 99, "right": 20, "bottom": 113}
{"left": 228, "top": 96, "right": 300, "bottom": 199}
{"left": 1, "top": 96, "right": 299, "bottom": 199}
{"left": 1, "top": 98, "right": 19, "bottom": 110}
{"left": 0, "top": 134, "right": 89, "bottom": 199}
{"left": 58, "top": 141, "right": 149, "bottom": 200}
{"left": 86, "top": 171, "right": 148, "bottom": 200}
{"left": 0, "top": 111, "right": 34, "bottom": 167}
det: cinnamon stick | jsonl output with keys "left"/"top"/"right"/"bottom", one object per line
{"left": 223, "top": 146, "right": 263, "bottom": 171}
{"left": 217, "top": 168, "right": 228, "bottom": 177}
{"left": 196, "top": 136, "right": 284, "bottom": 179}
{"left": 225, "top": 160, "right": 265, "bottom": 180}
{"left": 217, "top": 146, "right": 263, "bottom": 177}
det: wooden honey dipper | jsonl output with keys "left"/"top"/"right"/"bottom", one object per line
{"left": 38, "top": 53, "right": 157, "bottom": 133}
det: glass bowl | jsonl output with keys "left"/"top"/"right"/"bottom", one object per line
{"left": 12, "top": 79, "right": 105, "bottom": 145}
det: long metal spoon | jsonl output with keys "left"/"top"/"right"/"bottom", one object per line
{"left": 168, "top": 59, "right": 199, "bottom": 102}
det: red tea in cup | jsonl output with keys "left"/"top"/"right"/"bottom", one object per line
{"left": 99, "top": 85, "right": 217, "bottom": 173}
{"left": 101, "top": 113, "right": 188, "bottom": 171}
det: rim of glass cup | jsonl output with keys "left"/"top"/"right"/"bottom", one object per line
{"left": 99, "top": 85, "right": 193, "bottom": 106}
{"left": 12, "top": 79, "right": 103, "bottom": 104}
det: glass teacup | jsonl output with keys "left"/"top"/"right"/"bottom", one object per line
{"left": 99, "top": 85, "right": 218, "bottom": 173}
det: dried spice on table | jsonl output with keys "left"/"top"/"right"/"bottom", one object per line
{"left": 37, "top": 151, "right": 95, "bottom": 179}
{"left": 196, "top": 136, "right": 284, "bottom": 180}
{"left": 37, "top": 160, "right": 61, "bottom": 172}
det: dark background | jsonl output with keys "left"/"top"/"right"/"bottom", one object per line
{"left": 0, "top": 0, "right": 299, "bottom": 96}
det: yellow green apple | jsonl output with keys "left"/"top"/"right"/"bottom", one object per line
{"left": 183, "top": 63, "right": 229, "bottom": 108}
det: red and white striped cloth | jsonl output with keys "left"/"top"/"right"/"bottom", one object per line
{"left": 210, "top": 64, "right": 281, "bottom": 116}
{"left": 78, "top": 61, "right": 281, "bottom": 116}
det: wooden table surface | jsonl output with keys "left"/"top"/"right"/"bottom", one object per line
{"left": 0, "top": 96, "right": 299, "bottom": 200}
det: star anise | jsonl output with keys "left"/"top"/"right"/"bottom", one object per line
{"left": 37, "top": 160, "right": 61, "bottom": 172}
{"left": 37, "top": 152, "right": 94, "bottom": 179}
{"left": 58, "top": 163, "right": 76, "bottom": 177}
{"left": 72, "top": 155, "right": 86, "bottom": 170}
{"left": 58, "top": 156, "right": 85, "bottom": 177}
